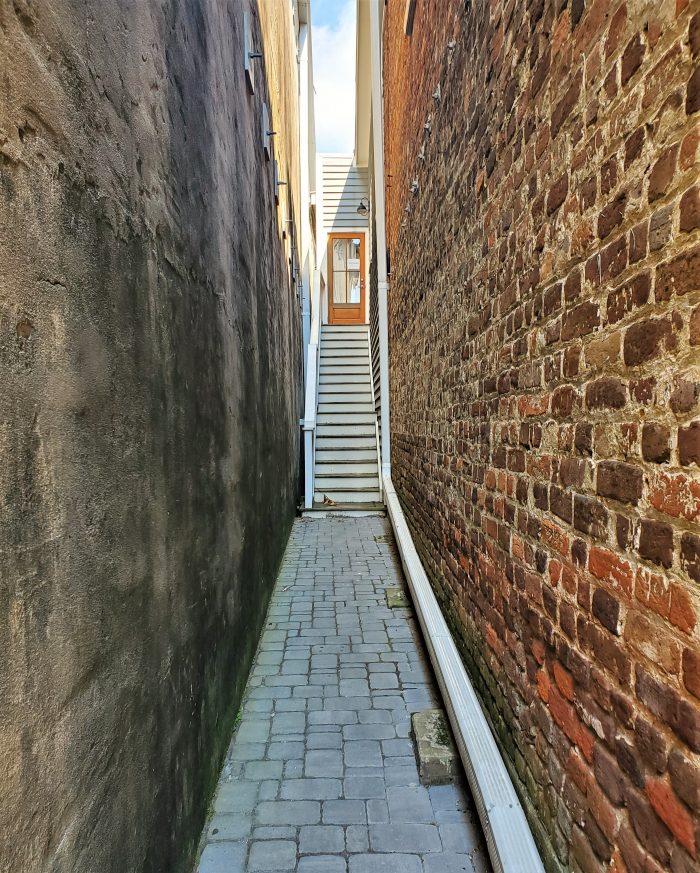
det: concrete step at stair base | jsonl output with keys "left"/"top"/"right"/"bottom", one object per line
{"left": 306, "top": 504, "right": 385, "bottom": 515}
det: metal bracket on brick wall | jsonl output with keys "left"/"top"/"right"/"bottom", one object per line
{"left": 383, "top": 474, "right": 546, "bottom": 873}
{"left": 262, "top": 102, "right": 273, "bottom": 160}
{"left": 243, "top": 13, "right": 263, "bottom": 94}
{"left": 274, "top": 160, "right": 287, "bottom": 205}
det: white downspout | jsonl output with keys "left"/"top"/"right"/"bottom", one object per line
{"left": 298, "top": 21, "right": 312, "bottom": 384}
{"left": 368, "top": 0, "right": 390, "bottom": 478}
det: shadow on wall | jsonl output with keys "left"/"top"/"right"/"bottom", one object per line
{"left": 0, "top": 1, "right": 301, "bottom": 872}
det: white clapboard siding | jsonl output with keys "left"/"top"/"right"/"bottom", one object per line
{"left": 321, "top": 155, "right": 369, "bottom": 229}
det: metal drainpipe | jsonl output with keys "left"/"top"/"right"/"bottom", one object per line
{"left": 369, "top": 0, "right": 391, "bottom": 479}
{"left": 298, "top": 19, "right": 312, "bottom": 387}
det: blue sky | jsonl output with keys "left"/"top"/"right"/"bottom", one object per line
{"left": 312, "top": 0, "right": 356, "bottom": 153}
{"left": 312, "top": 0, "right": 349, "bottom": 27}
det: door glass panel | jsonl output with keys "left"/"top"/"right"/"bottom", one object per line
{"left": 348, "top": 271, "right": 361, "bottom": 303}
{"left": 347, "top": 238, "right": 361, "bottom": 270}
{"left": 330, "top": 236, "right": 362, "bottom": 315}
{"left": 332, "top": 239, "right": 347, "bottom": 271}
{"left": 332, "top": 271, "right": 347, "bottom": 303}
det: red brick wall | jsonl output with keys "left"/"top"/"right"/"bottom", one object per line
{"left": 383, "top": 1, "right": 700, "bottom": 871}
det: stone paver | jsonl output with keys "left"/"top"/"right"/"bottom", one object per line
{"left": 196, "top": 516, "right": 491, "bottom": 872}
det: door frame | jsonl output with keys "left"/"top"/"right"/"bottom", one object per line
{"left": 327, "top": 232, "right": 366, "bottom": 325}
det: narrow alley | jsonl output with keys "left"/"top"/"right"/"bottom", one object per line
{"left": 197, "top": 516, "right": 491, "bottom": 873}
{"left": 3, "top": 1, "right": 699, "bottom": 872}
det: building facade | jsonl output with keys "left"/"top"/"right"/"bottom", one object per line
{"left": 0, "top": 2, "right": 313, "bottom": 871}
{"left": 382, "top": 1, "right": 700, "bottom": 872}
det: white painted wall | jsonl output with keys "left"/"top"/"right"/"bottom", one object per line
{"left": 315, "top": 153, "right": 370, "bottom": 324}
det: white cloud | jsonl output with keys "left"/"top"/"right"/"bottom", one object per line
{"left": 312, "top": 1, "right": 356, "bottom": 153}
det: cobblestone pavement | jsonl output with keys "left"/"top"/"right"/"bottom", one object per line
{"left": 197, "top": 515, "right": 491, "bottom": 873}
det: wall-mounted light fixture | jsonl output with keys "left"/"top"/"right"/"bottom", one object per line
{"left": 356, "top": 197, "right": 369, "bottom": 217}
{"left": 244, "top": 13, "right": 263, "bottom": 94}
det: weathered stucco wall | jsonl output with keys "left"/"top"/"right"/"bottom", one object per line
{"left": 384, "top": 1, "right": 700, "bottom": 871}
{"left": 0, "top": 2, "right": 302, "bottom": 871}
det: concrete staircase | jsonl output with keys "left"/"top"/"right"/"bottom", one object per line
{"left": 314, "top": 324, "right": 381, "bottom": 507}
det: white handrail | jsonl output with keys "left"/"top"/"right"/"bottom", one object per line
{"left": 302, "top": 270, "right": 322, "bottom": 509}
{"left": 374, "top": 418, "right": 382, "bottom": 503}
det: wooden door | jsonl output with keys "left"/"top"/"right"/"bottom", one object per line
{"left": 328, "top": 234, "right": 365, "bottom": 325}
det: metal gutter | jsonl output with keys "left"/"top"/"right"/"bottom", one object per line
{"left": 383, "top": 475, "right": 545, "bottom": 873}
{"left": 368, "top": 0, "right": 391, "bottom": 477}
{"left": 365, "top": 4, "right": 546, "bottom": 870}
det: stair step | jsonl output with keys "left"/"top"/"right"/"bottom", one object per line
{"left": 321, "top": 343, "right": 369, "bottom": 358}
{"left": 316, "top": 432, "right": 377, "bottom": 452}
{"left": 314, "top": 461, "right": 378, "bottom": 475}
{"left": 315, "top": 437, "right": 376, "bottom": 450}
{"left": 316, "top": 449, "right": 378, "bottom": 462}
{"left": 319, "top": 374, "right": 370, "bottom": 384}
{"left": 318, "top": 379, "right": 374, "bottom": 394}
{"left": 318, "top": 402, "right": 375, "bottom": 414}
{"left": 319, "top": 400, "right": 373, "bottom": 408}
{"left": 316, "top": 423, "right": 375, "bottom": 436}
{"left": 319, "top": 365, "right": 368, "bottom": 374}
{"left": 315, "top": 489, "right": 382, "bottom": 503}
{"left": 321, "top": 336, "right": 369, "bottom": 351}
{"left": 319, "top": 394, "right": 372, "bottom": 402}
{"left": 318, "top": 391, "right": 373, "bottom": 398}
{"left": 314, "top": 474, "right": 379, "bottom": 488}
{"left": 322, "top": 325, "right": 368, "bottom": 332}
{"left": 317, "top": 414, "right": 375, "bottom": 426}
{"left": 319, "top": 358, "right": 369, "bottom": 369}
